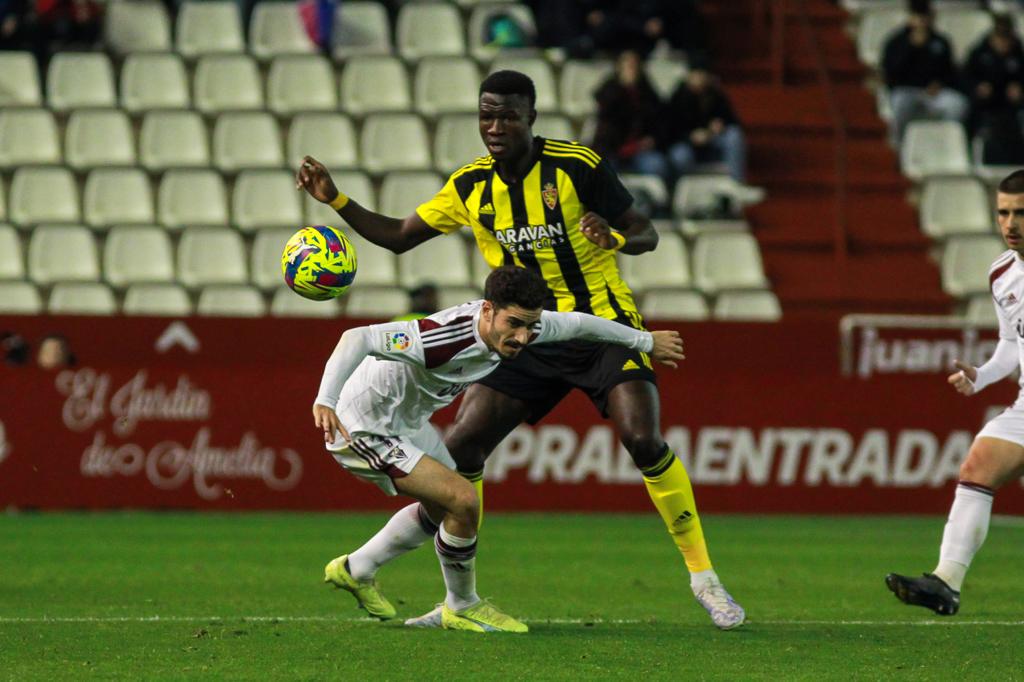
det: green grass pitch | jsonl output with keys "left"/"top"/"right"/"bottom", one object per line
{"left": 1, "top": 512, "right": 1020, "bottom": 680}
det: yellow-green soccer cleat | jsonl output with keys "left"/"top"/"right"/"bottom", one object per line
{"left": 441, "top": 600, "right": 528, "bottom": 633}
{"left": 323, "top": 554, "right": 397, "bottom": 620}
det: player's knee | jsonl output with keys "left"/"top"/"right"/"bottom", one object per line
{"left": 448, "top": 480, "right": 480, "bottom": 530}
{"left": 620, "top": 432, "right": 665, "bottom": 470}
{"left": 959, "top": 446, "right": 996, "bottom": 486}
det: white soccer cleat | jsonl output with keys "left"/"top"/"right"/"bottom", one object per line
{"left": 404, "top": 604, "right": 443, "bottom": 628}
{"left": 694, "top": 581, "right": 746, "bottom": 630}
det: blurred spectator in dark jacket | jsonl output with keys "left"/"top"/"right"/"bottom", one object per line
{"left": 965, "top": 15, "right": 1024, "bottom": 133}
{"left": 663, "top": 58, "right": 747, "bottom": 182}
{"left": 0, "top": 0, "right": 40, "bottom": 55}
{"left": 881, "top": 0, "right": 968, "bottom": 144}
{"left": 591, "top": 50, "right": 669, "bottom": 183}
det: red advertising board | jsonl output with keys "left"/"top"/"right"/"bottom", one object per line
{"left": 1, "top": 315, "right": 1021, "bottom": 514}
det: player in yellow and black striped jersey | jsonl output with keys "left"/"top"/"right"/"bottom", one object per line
{"left": 296, "top": 70, "right": 745, "bottom": 629}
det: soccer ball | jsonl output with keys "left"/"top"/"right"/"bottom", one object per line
{"left": 281, "top": 225, "right": 358, "bottom": 301}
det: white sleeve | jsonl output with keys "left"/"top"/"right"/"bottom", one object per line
{"left": 972, "top": 338, "right": 1018, "bottom": 393}
{"left": 532, "top": 311, "right": 653, "bottom": 352}
{"left": 995, "top": 294, "right": 1016, "bottom": 342}
{"left": 314, "top": 321, "right": 424, "bottom": 409}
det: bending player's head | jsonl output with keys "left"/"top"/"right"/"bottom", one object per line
{"left": 480, "top": 266, "right": 547, "bottom": 358}
{"left": 997, "top": 170, "right": 1024, "bottom": 253}
{"left": 478, "top": 70, "right": 536, "bottom": 162}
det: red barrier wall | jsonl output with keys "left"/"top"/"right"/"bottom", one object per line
{"left": 1, "top": 316, "right": 1021, "bottom": 514}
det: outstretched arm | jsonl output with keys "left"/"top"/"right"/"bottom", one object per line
{"left": 296, "top": 156, "right": 438, "bottom": 254}
{"left": 535, "top": 312, "right": 684, "bottom": 367}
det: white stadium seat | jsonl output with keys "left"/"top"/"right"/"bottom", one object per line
{"left": 0, "top": 109, "right": 60, "bottom": 168}
{"left": 121, "top": 53, "right": 190, "bottom": 112}
{"left": 713, "top": 290, "right": 782, "bottom": 321}
{"left": 0, "top": 178, "right": 5, "bottom": 222}
{"left": 490, "top": 56, "right": 558, "bottom": 112}
{"left": 620, "top": 174, "right": 669, "bottom": 213}
{"left": 251, "top": 228, "right": 294, "bottom": 290}
{"left": 28, "top": 224, "right": 100, "bottom": 284}
{"left": 857, "top": 7, "right": 907, "bottom": 69}
{"left": 396, "top": 1, "right": 465, "bottom": 60}
{"left": 104, "top": 226, "right": 175, "bottom": 286}
{"left": 267, "top": 55, "right": 337, "bottom": 115}
{"left": 560, "top": 60, "right": 614, "bottom": 118}
{"left": 533, "top": 114, "right": 575, "bottom": 142}
{"left": 339, "top": 231, "right": 397, "bottom": 287}
{"left": 9, "top": 167, "right": 80, "bottom": 227}
{"left": 213, "top": 112, "right": 284, "bottom": 172}
{"left": 84, "top": 168, "right": 155, "bottom": 229}
{"left": 678, "top": 219, "right": 749, "bottom": 239}
{"left": 104, "top": 0, "right": 172, "bottom": 55}
{"left": 360, "top": 114, "right": 431, "bottom": 174}
{"left": 0, "top": 282, "right": 43, "bottom": 314}
{"left": 646, "top": 59, "right": 688, "bottom": 99}
{"left": 178, "top": 228, "right": 247, "bottom": 287}
{"left": 232, "top": 170, "right": 303, "bottom": 231}
{"left": 0, "top": 51, "right": 42, "bottom": 106}
{"left": 415, "top": 57, "right": 480, "bottom": 117}
{"left": 333, "top": 1, "right": 393, "bottom": 59}
{"left": 194, "top": 55, "right": 264, "bottom": 113}
{"left": 176, "top": 0, "right": 245, "bottom": 58}
{"left": 467, "top": 2, "right": 536, "bottom": 60}
{"left": 304, "top": 170, "right": 376, "bottom": 226}
{"left": 139, "top": 111, "right": 210, "bottom": 170}
{"left": 642, "top": 289, "right": 710, "bottom": 321}
{"left": 288, "top": 113, "right": 358, "bottom": 169}
{"left": 941, "top": 235, "right": 1006, "bottom": 297}
{"left": 339, "top": 56, "right": 411, "bottom": 116}
{"left": 901, "top": 120, "right": 970, "bottom": 180}
{"left": 48, "top": 282, "right": 117, "bottom": 315}
{"left": 197, "top": 285, "right": 267, "bottom": 317}
{"left": 65, "top": 110, "right": 136, "bottom": 170}
{"left": 920, "top": 176, "right": 992, "bottom": 239}
{"left": 434, "top": 114, "right": 486, "bottom": 174}
{"left": 398, "top": 236, "right": 471, "bottom": 288}
{"left": 935, "top": 10, "right": 993, "bottom": 64}
{"left": 158, "top": 169, "right": 229, "bottom": 230}
{"left": 673, "top": 174, "right": 747, "bottom": 218}
{"left": 379, "top": 171, "right": 444, "bottom": 218}
{"left": 692, "top": 232, "right": 769, "bottom": 293}
{"left": 343, "top": 286, "right": 408, "bottom": 318}
{"left": 965, "top": 293, "right": 998, "bottom": 326}
{"left": 437, "top": 285, "right": 483, "bottom": 309}
{"left": 250, "top": 1, "right": 316, "bottom": 60}
{"left": 616, "top": 232, "right": 691, "bottom": 292}
{"left": 0, "top": 225, "right": 24, "bottom": 280}
{"left": 46, "top": 53, "right": 116, "bottom": 111}
{"left": 271, "top": 287, "right": 340, "bottom": 317}
{"left": 123, "top": 283, "right": 192, "bottom": 316}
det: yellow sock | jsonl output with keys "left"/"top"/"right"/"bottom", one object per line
{"left": 641, "top": 448, "right": 712, "bottom": 573}
{"left": 460, "top": 469, "right": 484, "bottom": 530}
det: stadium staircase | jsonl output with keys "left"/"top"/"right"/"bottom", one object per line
{"left": 703, "top": 0, "right": 951, "bottom": 317}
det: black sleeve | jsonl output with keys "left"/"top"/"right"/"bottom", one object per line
{"left": 578, "top": 158, "right": 634, "bottom": 221}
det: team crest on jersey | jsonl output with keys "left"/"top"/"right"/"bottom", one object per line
{"left": 384, "top": 332, "right": 412, "bottom": 352}
{"left": 542, "top": 182, "right": 558, "bottom": 210}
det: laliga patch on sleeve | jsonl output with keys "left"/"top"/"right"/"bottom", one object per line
{"left": 383, "top": 331, "right": 412, "bottom": 352}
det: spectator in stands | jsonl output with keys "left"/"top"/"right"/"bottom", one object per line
{"left": 35, "top": 333, "right": 75, "bottom": 370}
{"left": 662, "top": 57, "right": 747, "bottom": 182}
{"left": 36, "top": 0, "right": 103, "bottom": 50}
{"left": 881, "top": 0, "right": 968, "bottom": 144}
{"left": 392, "top": 283, "right": 439, "bottom": 322}
{"left": 591, "top": 50, "right": 669, "bottom": 183}
{"left": 1, "top": 332, "right": 29, "bottom": 367}
{"left": 0, "top": 0, "right": 41, "bottom": 59}
{"left": 965, "top": 15, "right": 1024, "bottom": 130}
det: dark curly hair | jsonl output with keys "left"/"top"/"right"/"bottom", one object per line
{"left": 484, "top": 266, "right": 548, "bottom": 310}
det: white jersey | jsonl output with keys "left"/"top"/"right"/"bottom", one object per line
{"left": 315, "top": 300, "right": 653, "bottom": 437}
{"left": 982, "top": 250, "right": 1024, "bottom": 402}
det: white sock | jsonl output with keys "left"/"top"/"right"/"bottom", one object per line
{"left": 934, "top": 482, "right": 994, "bottom": 592}
{"left": 347, "top": 503, "right": 437, "bottom": 581}
{"left": 435, "top": 521, "right": 478, "bottom": 611}
{"left": 690, "top": 568, "right": 720, "bottom": 592}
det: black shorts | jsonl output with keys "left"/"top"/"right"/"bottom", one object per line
{"left": 476, "top": 340, "right": 658, "bottom": 424}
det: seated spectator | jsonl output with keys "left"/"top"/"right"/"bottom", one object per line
{"left": 392, "top": 283, "right": 439, "bottom": 322}
{"left": 591, "top": 50, "right": 669, "bottom": 183}
{"left": 965, "top": 14, "right": 1024, "bottom": 136}
{"left": 881, "top": 0, "right": 968, "bottom": 144}
{"left": 36, "top": 334, "right": 75, "bottom": 370}
{"left": 663, "top": 57, "right": 747, "bottom": 182}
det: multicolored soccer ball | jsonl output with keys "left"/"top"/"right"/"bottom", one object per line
{"left": 281, "top": 225, "right": 358, "bottom": 301}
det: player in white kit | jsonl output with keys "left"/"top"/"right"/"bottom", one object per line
{"left": 887, "top": 170, "right": 1024, "bottom": 615}
{"left": 315, "top": 266, "right": 684, "bottom": 632}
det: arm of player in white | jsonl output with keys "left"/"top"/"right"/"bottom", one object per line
{"left": 533, "top": 311, "right": 653, "bottom": 352}
{"left": 963, "top": 338, "right": 1019, "bottom": 394}
{"left": 315, "top": 322, "right": 423, "bottom": 410}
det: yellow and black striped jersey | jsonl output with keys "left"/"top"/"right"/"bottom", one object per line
{"left": 416, "top": 137, "right": 644, "bottom": 329}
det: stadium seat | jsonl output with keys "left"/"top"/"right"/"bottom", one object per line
{"left": 941, "top": 235, "right": 1006, "bottom": 297}
{"left": 28, "top": 224, "right": 100, "bottom": 284}
{"left": 64, "top": 110, "right": 136, "bottom": 170}
{"left": 0, "top": 178, "right": 5, "bottom": 222}
{"left": 713, "top": 290, "right": 782, "bottom": 321}
{"left": 692, "top": 232, "right": 769, "bottom": 293}
{"left": 122, "top": 283, "right": 192, "bottom": 316}
{"left": 176, "top": 0, "right": 245, "bottom": 58}
{"left": 288, "top": 113, "right": 358, "bottom": 169}
{"left": 178, "top": 228, "right": 247, "bottom": 287}
{"left": 616, "top": 232, "right": 691, "bottom": 291}
{"left": 48, "top": 282, "right": 117, "bottom": 315}
{"left": 139, "top": 110, "right": 210, "bottom": 170}
{"left": 560, "top": 60, "right": 614, "bottom": 118}
{"left": 620, "top": 174, "right": 669, "bottom": 213}
{"left": 339, "top": 56, "right": 411, "bottom": 115}
{"left": 0, "top": 51, "right": 42, "bottom": 106}
{"left": 964, "top": 293, "right": 998, "bottom": 325}
{"left": 212, "top": 112, "right": 284, "bottom": 172}
{"left": 437, "top": 285, "right": 483, "bottom": 309}
{"left": 919, "top": 176, "right": 992, "bottom": 239}
{"left": 857, "top": 7, "right": 907, "bottom": 69}
{"left": 380, "top": 171, "right": 444, "bottom": 218}
{"left": 9, "top": 167, "right": 80, "bottom": 227}
{"left": 399, "top": 236, "right": 471, "bottom": 288}
{"left": 250, "top": 1, "right": 315, "bottom": 60}
{"left": 641, "top": 289, "right": 709, "bottom": 321}
{"left": 267, "top": 55, "right": 337, "bottom": 115}
{"left": 251, "top": 228, "right": 293, "bottom": 290}
{"left": 646, "top": 59, "right": 687, "bottom": 99}
{"left": 0, "top": 109, "right": 60, "bottom": 168}
{"left": 232, "top": 170, "right": 303, "bottom": 231}
{"left": 434, "top": 114, "right": 486, "bottom": 174}
{"left": 533, "top": 114, "right": 575, "bottom": 141}
{"left": 415, "top": 57, "right": 480, "bottom": 117}
{"left": 672, "top": 174, "right": 748, "bottom": 218}
{"left": 0, "top": 281, "right": 43, "bottom": 314}
{"left": 121, "top": 53, "right": 190, "bottom": 112}
{"left": 901, "top": 121, "right": 971, "bottom": 180}
{"left": 303, "top": 170, "right": 376, "bottom": 226}
{"left": 271, "top": 287, "right": 340, "bottom": 317}
{"left": 104, "top": 0, "right": 172, "bottom": 55}
{"left": 467, "top": 3, "right": 537, "bottom": 60}
{"left": 197, "top": 284, "right": 267, "bottom": 316}
{"left": 333, "top": 1, "right": 392, "bottom": 59}
{"left": 396, "top": 2, "right": 465, "bottom": 60}
{"left": 469, "top": 244, "right": 491, "bottom": 283}
{"left": 341, "top": 231, "right": 398, "bottom": 287}
{"left": 103, "top": 225, "right": 175, "bottom": 286}
{"left": 0, "top": 225, "right": 23, "bottom": 280}
{"left": 83, "top": 168, "right": 155, "bottom": 229}
{"left": 360, "top": 114, "right": 431, "bottom": 174}
{"left": 194, "top": 55, "right": 264, "bottom": 113}
{"left": 490, "top": 56, "right": 558, "bottom": 112}
{"left": 343, "top": 286, "right": 408, "bottom": 318}
{"left": 935, "top": 10, "right": 992, "bottom": 64}
{"left": 158, "top": 169, "right": 229, "bottom": 229}
{"left": 46, "top": 53, "right": 116, "bottom": 111}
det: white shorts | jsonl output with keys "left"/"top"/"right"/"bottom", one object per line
{"left": 327, "top": 423, "right": 455, "bottom": 496}
{"left": 977, "top": 406, "right": 1024, "bottom": 448}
